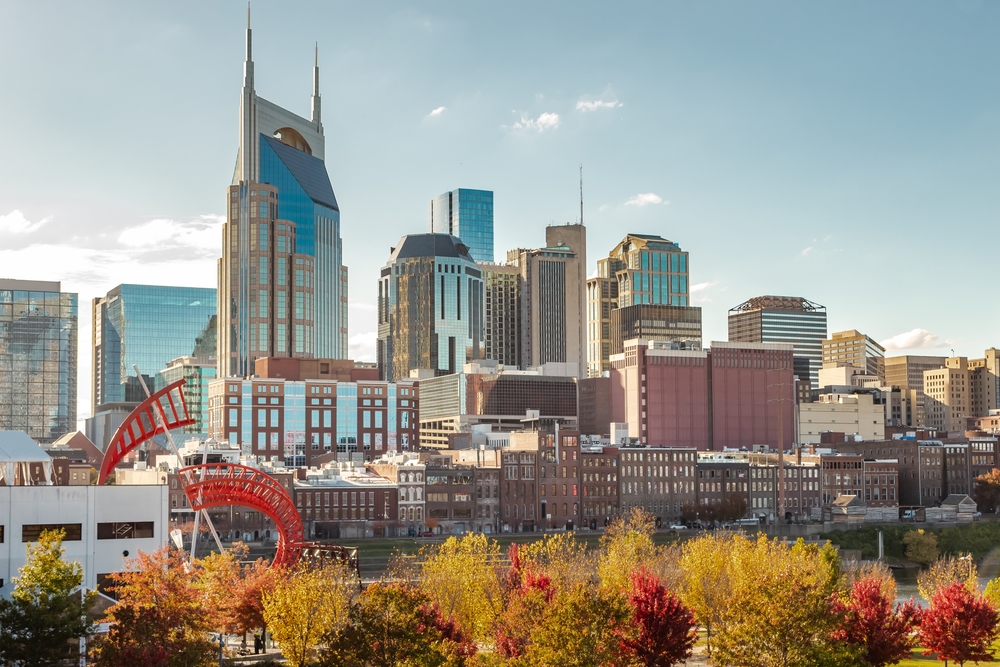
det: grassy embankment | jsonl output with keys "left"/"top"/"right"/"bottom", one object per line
{"left": 820, "top": 521, "right": 1000, "bottom": 565}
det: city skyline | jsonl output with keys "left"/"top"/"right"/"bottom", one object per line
{"left": 1, "top": 1, "right": 998, "bottom": 425}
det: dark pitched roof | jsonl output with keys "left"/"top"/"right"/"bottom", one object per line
{"left": 261, "top": 135, "right": 339, "bottom": 211}
{"left": 390, "top": 234, "right": 474, "bottom": 261}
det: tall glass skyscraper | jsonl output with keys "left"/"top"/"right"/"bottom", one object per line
{"left": 0, "top": 279, "right": 77, "bottom": 443}
{"left": 377, "top": 234, "right": 484, "bottom": 382}
{"left": 728, "top": 295, "right": 828, "bottom": 388}
{"left": 92, "top": 284, "right": 217, "bottom": 409}
{"left": 219, "top": 19, "right": 348, "bottom": 378}
{"left": 429, "top": 189, "right": 494, "bottom": 264}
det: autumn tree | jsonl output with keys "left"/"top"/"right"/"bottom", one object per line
{"left": 0, "top": 529, "right": 95, "bottom": 666}
{"left": 90, "top": 546, "right": 216, "bottom": 667}
{"left": 917, "top": 554, "right": 978, "bottom": 601}
{"left": 903, "top": 529, "right": 939, "bottom": 564}
{"left": 520, "top": 583, "right": 630, "bottom": 667}
{"left": 598, "top": 507, "right": 657, "bottom": 593}
{"left": 517, "top": 531, "right": 595, "bottom": 592}
{"left": 829, "top": 575, "right": 921, "bottom": 667}
{"left": 262, "top": 559, "right": 356, "bottom": 667}
{"left": 618, "top": 569, "right": 697, "bottom": 667}
{"left": 678, "top": 532, "right": 734, "bottom": 656}
{"left": 319, "top": 582, "right": 476, "bottom": 667}
{"left": 418, "top": 532, "right": 504, "bottom": 644}
{"left": 711, "top": 536, "right": 848, "bottom": 667}
{"left": 919, "top": 580, "right": 1000, "bottom": 667}
{"left": 495, "top": 544, "right": 555, "bottom": 659}
{"left": 974, "top": 468, "right": 1000, "bottom": 513}
{"left": 232, "top": 557, "right": 284, "bottom": 638}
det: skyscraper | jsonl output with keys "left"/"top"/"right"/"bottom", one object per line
{"left": 0, "top": 279, "right": 77, "bottom": 443}
{"left": 821, "top": 329, "right": 885, "bottom": 382}
{"left": 587, "top": 233, "right": 695, "bottom": 376}
{"left": 883, "top": 355, "right": 947, "bottom": 426}
{"left": 728, "top": 295, "right": 828, "bottom": 388}
{"left": 481, "top": 262, "right": 521, "bottom": 367}
{"left": 219, "top": 17, "right": 347, "bottom": 378}
{"left": 429, "top": 189, "right": 494, "bottom": 264}
{"left": 377, "top": 234, "right": 484, "bottom": 382}
{"left": 92, "top": 284, "right": 217, "bottom": 410}
{"left": 507, "top": 224, "right": 587, "bottom": 375}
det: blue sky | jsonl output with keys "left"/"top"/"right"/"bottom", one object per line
{"left": 0, "top": 1, "right": 997, "bottom": 421}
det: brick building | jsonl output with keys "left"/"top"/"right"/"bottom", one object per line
{"left": 619, "top": 446, "right": 697, "bottom": 523}
{"left": 581, "top": 444, "right": 619, "bottom": 528}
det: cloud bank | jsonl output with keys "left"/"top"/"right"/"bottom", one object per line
{"left": 880, "top": 328, "right": 953, "bottom": 352}
{"left": 625, "top": 193, "right": 665, "bottom": 206}
{"left": 576, "top": 99, "right": 622, "bottom": 112}
{"left": 507, "top": 112, "right": 560, "bottom": 132}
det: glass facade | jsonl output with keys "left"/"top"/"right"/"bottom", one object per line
{"left": 259, "top": 136, "right": 347, "bottom": 360}
{"left": 377, "top": 234, "right": 484, "bottom": 382}
{"left": 0, "top": 281, "right": 77, "bottom": 442}
{"left": 93, "top": 284, "right": 216, "bottom": 408}
{"left": 728, "top": 296, "right": 828, "bottom": 388}
{"left": 156, "top": 357, "right": 216, "bottom": 433}
{"left": 429, "top": 189, "right": 494, "bottom": 264}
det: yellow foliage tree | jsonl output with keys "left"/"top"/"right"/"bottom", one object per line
{"left": 711, "top": 536, "right": 846, "bottom": 667}
{"left": 518, "top": 531, "right": 596, "bottom": 592}
{"left": 418, "top": 532, "right": 504, "bottom": 644}
{"left": 679, "top": 532, "right": 735, "bottom": 656}
{"left": 917, "top": 554, "right": 978, "bottom": 601}
{"left": 262, "top": 560, "right": 356, "bottom": 667}
{"left": 597, "top": 507, "right": 656, "bottom": 592}
{"left": 903, "top": 529, "right": 939, "bottom": 564}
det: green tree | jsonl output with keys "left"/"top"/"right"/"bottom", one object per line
{"left": 262, "top": 559, "right": 356, "bottom": 667}
{"left": 0, "top": 529, "right": 95, "bottom": 666}
{"left": 711, "top": 536, "right": 849, "bottom": 667}
{"left": 521, "top": 583, "right": 630, "bottom": 667}
{"left": 319, "top": 582, "right": 477, "bottom": 667}
{"left": 903, "top": 529, "right": 939, "bottom": 564}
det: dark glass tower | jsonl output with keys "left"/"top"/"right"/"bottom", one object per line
{"left": 0, "top": 279, "right": 77, "bottom": 443}
{"left": 429, "top": 189, "right": 494, "bottom": 264}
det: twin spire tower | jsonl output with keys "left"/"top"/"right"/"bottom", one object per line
{"left": 219, "top": 9, "right": 348, "bottom": 379}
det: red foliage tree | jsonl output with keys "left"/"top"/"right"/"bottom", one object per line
{"left": 618, "top": 568, "right": 697, "bottom": 667}
{"left": 919, "top": 580, "right": 1000, "bottom": 667}
{"left": 495, "top": 544, "right": 554, "bottom": 659}
{"left": 830, "top": 576, "right": 921, "bottom": 667}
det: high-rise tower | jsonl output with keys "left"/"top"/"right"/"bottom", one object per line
{"left": 219, "top": 14, "right": 347, "bottom": 378}
{"left": 429, "top": 189, "right": 494, "bottom": 264}
{"left": 728, "top": 295, "right": 827, "bottom": 388}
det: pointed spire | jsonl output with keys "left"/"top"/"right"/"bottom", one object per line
{"left": 311, "top": 42, "right": 322, "bottom": 125}
{"left": 246, "top": 2, "right": 252, "bottom": 61}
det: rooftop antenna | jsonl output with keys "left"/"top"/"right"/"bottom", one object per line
{"left": 579, "top": 164, "right": 584, "bottom": 226}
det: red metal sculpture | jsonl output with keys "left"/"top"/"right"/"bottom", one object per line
{"left": 98, "top": 379, "right": 195, "bottom": 485}
{"left": 177, "top": 463, "right": 306, "bottom": 568}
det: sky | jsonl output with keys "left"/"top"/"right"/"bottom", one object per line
{"left": 0, "top": 0, "right": 998, "bottom": 425}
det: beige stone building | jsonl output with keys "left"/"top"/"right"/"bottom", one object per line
{"left": 822, "top": 330, "right": 885, "bottom": 382}
{"left": 883, "top": 355, "right": 947, "bottom": 426}
{"left": 924, "top": 358, "right": 970, "bottom": 432}
{"left": 797, "top": 392, "right": 884, "bottom": 444}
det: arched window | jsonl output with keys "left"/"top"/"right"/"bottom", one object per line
{"left": 408, "top": 507, "right": 414, "bottom": 521}
{"left": 416, "top": 507, "right": 423, "bottom": 521}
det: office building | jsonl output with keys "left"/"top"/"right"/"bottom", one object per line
{"left": 157, "top": 356, "right": 216, "bottom": 434}
{"left": 0, "top": 280, "right": 77, "bottom": 443}
{"left": 728, "top": 295, "right": 827, "bottom": 388}
{"left": 207, "top": 372, "right": 419, "bottom": 468}
{"left": 417, "top": 362, "right": 578, "bottom": 447}
{"left": 609, "top": 303, "right": 701, "bottom": 356}
{"left": 481, "top": 263, "right": 521, "bottom": 367}
{"left": 219, "top": 21, "right": 348, "bottom": 378}
{"left": 293, "top": 461, "right": 399, "bottom": 539}
{"left": 883, "top": 355, "right": 947, "bottom": 426}
{"left": 798, "top": 393, "right": 884, "bottom": 444}
{"left": 578, "top": 377, "right": 613, "bottom": 437}
{"left": 508, "top": 224, "right": 587, "bottom": 375}
{"left": 588, "top": 234, "right": 690, "bottom": 377}
{"left": 822, "top": 330, "right": 885, "bottom": 382}
{"left": 968, "top": 349, "right": 1000, "bottom": 417}
{"left": 924, "top": 358, "right": 971, "bottom": 432}
{"left": 92, "top": 284, "right": 216, "bottom": 410}
{"left": 377, "top": 234, "right": 484, "bottom": 382}
{"left": 609, "top": 339, "right": 795, "bottom": 451}
{"left": 429, "top": 189, "right": 494, "bottom": 264}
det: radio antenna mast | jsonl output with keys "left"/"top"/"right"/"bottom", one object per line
{"left": 579, "top": 164, "right": 584, "bottom": 225}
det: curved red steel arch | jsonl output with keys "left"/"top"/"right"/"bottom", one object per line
{"left": 178, "top": 463, "right": 306, "bottom": 568}
{"left": 98, "top": 379, "right": 195, "bottom": 485}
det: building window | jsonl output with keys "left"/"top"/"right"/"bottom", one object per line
{"left": 22, "top": 524, "right": 82, "bottom": 543}
{"left": 97, "top": 522, "right": 155, "bottom": 540}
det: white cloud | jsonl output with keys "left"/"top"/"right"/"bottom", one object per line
{"left": 625, "top": 193, "right": 665, "bottom": 207}
{"left": 598, "top": 205, "right": 609, "bottom": 213}
{"left": 576, "top": 99, "right": 623, "bottom": 112}
{"left": 881, "top": 328, "right": 953, "bottom": 352}
{"left": 506, "top": 112, "right": 560, "bottom": 132}
{"left": 0, "top": 210, "right": 50, "bottom": 234}
{"left": 348, "top": 331, "right": 377, "bottom": 362}
{"left": 800, "top": 246, "right": 814, "bottom": 256}
{"left": 690, "top": 280, "right": 718, "bottom": 293}
{"left": 117, "top": 215, "right": 222, "bottom": 253}
{"left": 428, "top": 106, "right": 446, "bottom": 117}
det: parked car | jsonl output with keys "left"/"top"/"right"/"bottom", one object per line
{"left": 418, "top": 531, "right": 434, "bottom": 537}
{"left": 669, "top": 524, "right": 687, "bottom": 530}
